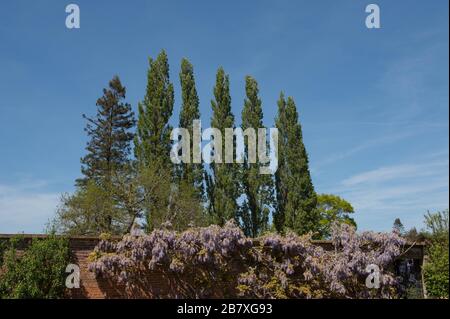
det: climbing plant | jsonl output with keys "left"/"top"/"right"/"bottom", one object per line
{"left": 89, "top": 222, "right": 405, "bottom": 298}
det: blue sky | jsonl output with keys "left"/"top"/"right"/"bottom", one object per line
{"left": 0, "top": 0, "right": 448, "bottom": 233}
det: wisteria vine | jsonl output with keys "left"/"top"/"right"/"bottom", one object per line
{"left": 88, "top": 221, "right": 406, "bottom": 298}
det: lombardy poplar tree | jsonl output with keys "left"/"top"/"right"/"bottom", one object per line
{"left": 77, "top": 75, "right": 135, "bottom": 187}
{"left": 178, "top": 58, "right": 204, "bottom": 200}
{"left": 206, "top": 67, "right": 240, "bottom": 226}
{"left": 134, "top": 50, "right": 175, "bottom": 229}
{"left": 134, "top": 50, "right": 174, "bottom": 169}
{"left": 239, "top": 76, "right": 273, "bottom": 237}
{"left": 274, "top": 93, "right": 319, "bottom": 235}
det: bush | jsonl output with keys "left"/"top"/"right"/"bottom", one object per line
{"left": 0, "top": 235, "right": 70, "bottom": 299}
{"left": 422, "top": 210, "right": 449, "bottom": 299}
{"left": 0, "top": 240, "right": 7, "bottom": 266}
{"left": 423, "top": 242, "right": 449, "bottom": 298}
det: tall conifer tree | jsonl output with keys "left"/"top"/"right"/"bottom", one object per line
{"left": 56, "top": 75, "right": 137, "bottom": 235}
{"left": 77, "top": 75, "right": 135, "bottom": 187}
{"left": 206, "top": 67, "right": 239, "bottom": 225}
{"left": 239, "top": 76, "right": 273, "bottom": 237}
{"left": 274, "top": 93, "right": 319, "bottom": 235}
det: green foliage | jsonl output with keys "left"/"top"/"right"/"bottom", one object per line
{"left": 134, "top": 50, "right": 175, "bottom": 229}
{"left": 316, "top": 193, "right": 356, "bottom": 239}
{"left": 0, "top": 235, "right": 69, "bottom": 299}
{"left": 423, "top": 242, "right": 449, "bottom": 298}
{"left": 239, "top": 76, "right": 274, "bottom": 237}
{"left": 56, "top": 163, "right": 205, "bottom": 234}
{"left": 403, "top": 227, "right": 427, "bottom": 242}
{"left": 139, "top": 166, "right": 206, "bottom": 231}
{"left": 0, "top": 240, "right": 7, "bottom": 266}
{"left": 53, "top": 51, "right": 333, "bottom": 238}
{"left": 206, "top": 67, "right": 240, "bottom": 226}
{"left": 134, "top": 49, "right": 174, "bottom": 169}
{"left": 178, "top": 58, "right": 205, "bottom": 201}
{"left": 424, "top": 210, "right": 449, "bottom": 241}
{"left": 76, "top": 75, "right": 135, "bottom": 187}
{"left": 422, "top": 210, "right": 449, "bottom": 299}
{"left": 52, "top": 178, "right": 137, "bottom": 235}
{"left": 55, "top": 75, "right": 136, "bottom": 236}
{"left": 274, "top": 93, "right": 319, "bottom": 235}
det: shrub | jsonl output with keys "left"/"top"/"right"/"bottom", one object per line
{"left": 0, "top": 235, "right": 70, "bottom": 299}
{"left": 423, "top": 242, "right": 449, "bottom": 298}
{"left": 422, "top": 210, "right": 449, "bottom": 299}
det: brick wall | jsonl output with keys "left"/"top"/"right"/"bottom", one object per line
{"left": 65, "top": 237, "right": 190, "bottom": 298}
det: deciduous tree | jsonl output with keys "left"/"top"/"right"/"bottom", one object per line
{"left": 178, "top": 58, "right": 204, "bottom": 200}
{"left": 134, "top": 50, "right": 175, "bottom": 229}
{"left": 274, "top": 93, "right": 319, "bottom": 235}
{"left": 134, "top": 50, "right": 174, "bottom": 169}
{"left": 239, "top": 76, "right": 273, "bottom": 237}
{"left": 317, "top": 193, "right": 356, "bottom": 239}
{"left": 205, "top": 67, "right": 239, "bottom": 226}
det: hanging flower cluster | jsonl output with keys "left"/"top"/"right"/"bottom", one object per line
{"left": 88, "top": 221, "right": 405, "bottom": 298}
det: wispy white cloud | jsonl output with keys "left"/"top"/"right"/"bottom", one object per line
{"left": 0, "top": 180, "right": 60, "bottom": 234}
{"left": 342, "top": 160, "right": 448, "bottom": 187}
{"left": 315, "top": 130, "right": 416, "bottom": 168}
{"left": 376, "top": 36, "right": 449, "bottom": 123}
{"left": 326, "top": 152, "right": 449, "bottom": 231}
